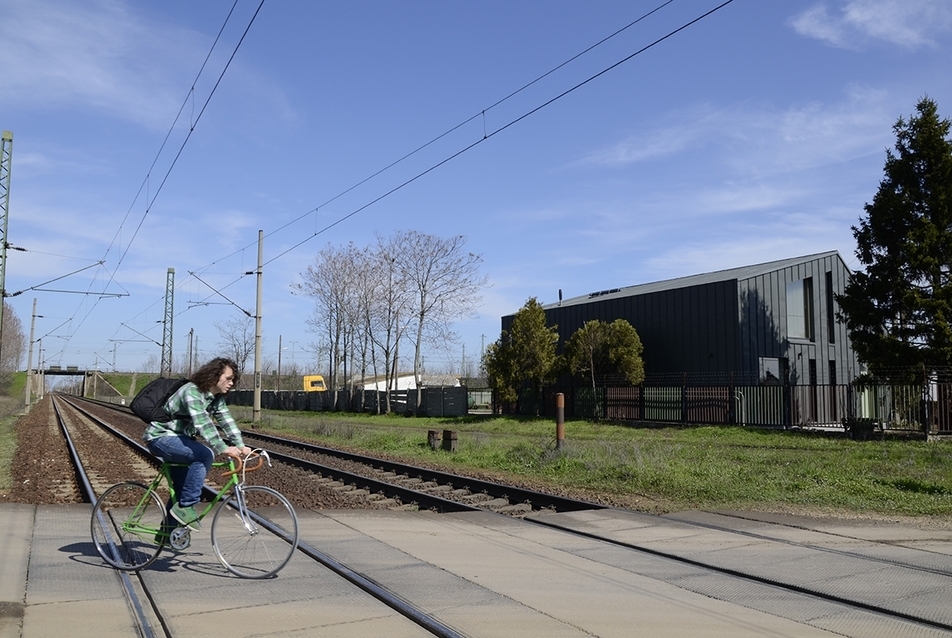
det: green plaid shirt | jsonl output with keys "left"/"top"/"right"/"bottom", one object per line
{"left": 142, "top": 381, "right": 244, "bottom": 455}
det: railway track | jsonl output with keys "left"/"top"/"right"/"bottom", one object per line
{"left": 239, "top": 429, "right": 609, "bottom": 515}
{"left": 52, "top": 395, "right": 468, "bottom": 638}
{"left": 241, "top": 428, "right": 952, "bottom": 635}
{"left": 42, "top": 395, "right": 952, "bottom": 636}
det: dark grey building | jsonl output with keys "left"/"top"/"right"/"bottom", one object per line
{"left": 503, "top": 251, "right": 861, "bottom": 386}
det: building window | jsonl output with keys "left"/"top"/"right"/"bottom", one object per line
{"left": 759, "top": 357, "right": 781, "bottom": 384}
{"left": 826, "top": 271, "right": 835, "bottom": 343}
{"left": 787, "top": 277, "right": 814, "bottom": 340}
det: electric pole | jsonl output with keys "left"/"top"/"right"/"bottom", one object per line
{"left": 253, "top": 230, "right": 263, "bottom": 424}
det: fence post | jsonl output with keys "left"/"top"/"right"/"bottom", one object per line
{"left": 555, "top": 393, "right": 565, "bottom": 451}
{"left": 782, "top": 382, "right": 791, "bottom": 430}
{"left": 728, "top": 372, "right": 735, "bottom": 425}
{"left": 681, "top": 374, "right": 688, "bottom": 423}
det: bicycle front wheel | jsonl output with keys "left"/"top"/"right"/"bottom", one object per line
{"left": 211, "top": 485, "right": 299, "bottom": 579}
{"left": 90, "top": 482, "right": 165, "bottom": 571}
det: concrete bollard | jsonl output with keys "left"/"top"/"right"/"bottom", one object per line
{"left": 555, "top": 393, "right": 565, "bottom": 451}
{"left": 442, "top": 429, "right": 457, "bottom": 452}
{"left": 428, "top": 429, "right": 442, "bottom": 451}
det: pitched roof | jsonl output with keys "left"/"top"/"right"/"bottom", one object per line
{"left": 545, "top": 251, "right": 846, "bottom": 310}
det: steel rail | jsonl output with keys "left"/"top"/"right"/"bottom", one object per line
{"left": 58, "top": 396, "right": 468, "bottom": 638}
{"left": 243, "top": 429, "right": 608, "bottom": 513}
{"left": 528, "top": 514, "right": 952, "bottom": 634}
{"left": 255, "top": 444, "right": 480, "bottom": 513}
{"left": 247, "top": 430, "right": 952, "bottom": 633}
{"left": 57, "top": 396, "right": 952, "bottom": 634}
{"left": 51, "top": 396, "right": 165, "bottom": 638}
{"left": 80, "top": 398, "right": 607, "bottom": 513}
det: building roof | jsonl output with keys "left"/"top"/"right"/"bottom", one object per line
{"left": 544, "top": 251, "right": 846, "bottom": 310}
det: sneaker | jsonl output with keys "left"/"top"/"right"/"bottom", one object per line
{"left": 170, "top": 503, "right": 202, "bottom": 531}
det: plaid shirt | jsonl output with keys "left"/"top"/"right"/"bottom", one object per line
{"left": 142, "top": 381, "right": 244, "bottom": 455}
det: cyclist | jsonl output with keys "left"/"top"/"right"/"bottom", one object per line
{"left": 143, "top": 357, "right": 251, "bottom": 532}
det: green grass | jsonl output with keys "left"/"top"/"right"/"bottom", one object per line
{"left": 3, "top": 393, "right": 952, "bottom": 519}
{"left": 98, "top": 372, "right": 136, "bottom": 396}
{"left": 6, "top": 371, "right": 27, "bottom": 399}
{"left": 0, "top": 396, "right": 23, "bottom": 492}
{"left": 233, "top": 408, "right": 952, "bottom": 518}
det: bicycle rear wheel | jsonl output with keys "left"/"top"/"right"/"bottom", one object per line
{"left": 90, "top": 482, "right": 165, "bottom": 571}
{"left": 211, "top": 485, "right": 299, "bottom": 579}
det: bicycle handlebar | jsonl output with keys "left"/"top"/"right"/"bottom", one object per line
{"left": 220, "top": 450, "right": 266, "bottom": 478}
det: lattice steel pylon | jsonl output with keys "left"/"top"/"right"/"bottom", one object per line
{"left": 161, "top": 267, "right": 174, "bottom": 377}
{"left": 0, "top": 131, "right": 13, "bottom": 356}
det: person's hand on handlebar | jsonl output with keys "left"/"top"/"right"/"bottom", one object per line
{"left": 223, "top": 446, "right": 253, "bottom": 459}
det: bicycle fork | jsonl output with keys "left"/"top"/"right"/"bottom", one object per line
{"left": 232, "top": 484, "right": 260, "bottom": 535}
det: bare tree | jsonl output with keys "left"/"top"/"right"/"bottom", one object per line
{"left": 367, "top": 234, "right": 413, "bottom": 413}
{"left": 392, "top": 231, "right": 487, "bottom": 411}
{"left": 350, "top": 245, "right": 378, "bottom": 407}
{"left": 214, "top": 313, "right": 255, "bottom": 383}
{"left": 0, "top": 301, "right": 25, "bottom": 388}
{"left": 296, "top": 232, "right": 488, "bottom": 415}
{"left": 296, "top": 243, "right": 363, "bottom": 408}
{"left": 143, "top": 353, "right": 161, "bottom": 374}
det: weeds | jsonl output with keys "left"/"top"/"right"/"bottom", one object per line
{"left": 0, "top": 397, "right": 20, "bottom": 492}
{"left": 307, "top": 417, "right": 357, "bottom": 440}
{"left": 226, "top": 410, "right": 952, "bottom": 517}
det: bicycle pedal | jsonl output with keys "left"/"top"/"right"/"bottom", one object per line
{"left": 169, "top": 527, "right": 191, "bottom": 550}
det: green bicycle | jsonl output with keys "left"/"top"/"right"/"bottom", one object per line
{"left": 90, "top": 449, "right": 299, "bottom": 579}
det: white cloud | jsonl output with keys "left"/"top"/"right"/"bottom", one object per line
{"left": 791, "top": 0, "right": 952, "bottom": 49}
{"left": 577, "top": 106, "right": 719, "bottom": 167}
{"left": 580, "top": 89, "right": 894, "bottom": 181}
{"left": 0, "top": 0, "right": 206, "bottom": 126}
{"left": 789, "top": 5, "right": 849, "bottom": 48}
{"left": 580, "top": 126, "right": 698, "bottom": 166}
{"left": 532, "top": 88, "right": 903, "bottom": 288}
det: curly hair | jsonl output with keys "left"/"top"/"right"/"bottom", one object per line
{"left": 190, "top": 357, "right": 240, "bottom": 393}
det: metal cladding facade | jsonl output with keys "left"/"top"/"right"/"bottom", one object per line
{"left": 501, "top": 251, "right": 862, "bottom": 385}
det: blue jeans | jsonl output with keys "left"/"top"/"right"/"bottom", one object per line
{"left": 146, "top": 436, "right": 213, "bottom": 508}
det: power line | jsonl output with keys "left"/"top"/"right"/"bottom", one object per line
{"left": 263, "top": 0, "right": 737, "bottom": 267}
{"left": 99, "top": 0, "right": 699, "bottom": 357}
{"left": 60, "top": 1, "right": 266, "bottom": 360}
{"left": 110, "top": 0, "right": 260, "bottom": 280}
{"left": 196, "top": 0, "right": 684, "bottom": 271}
{"left": 95, "top": 0, "right": 738, "bottom": 366}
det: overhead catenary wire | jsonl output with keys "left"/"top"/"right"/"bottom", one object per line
{"left": 108, "top": 0, "right": 259, "bottom": 280}
{"left": 49, "top": 1, "right": 266, "bottom": 363}
{"left": 267, "top": 0, "right": 738, "bottom": 265}
{"left": 91, "top": 0, "right": 701, "bottom": 359}
{"left": 193, "top": 0, "right": 684, "bottom": 271}
{"left": 90, "top": 0, "right": 738, "bottom": 367}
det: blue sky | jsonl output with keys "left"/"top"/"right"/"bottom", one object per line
{"left": 2, "top": 0, "right": 951, "bottom": 379}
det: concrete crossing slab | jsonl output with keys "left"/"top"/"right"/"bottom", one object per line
{"left": 3, "top": 503, "right": 950, "bottom": 637}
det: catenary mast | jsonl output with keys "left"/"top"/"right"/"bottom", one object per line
{"left": 0, "top": 131, "right": 13, "bottom": 357}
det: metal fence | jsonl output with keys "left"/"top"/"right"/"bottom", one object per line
{"left": 231, "top": 381, "right": 951, "bottom": 434}
{"left": 228, "top": 386, "right": 469, "bottom": 418}
{"left": 519, "top": 382, "right": 952, "bottom": 435}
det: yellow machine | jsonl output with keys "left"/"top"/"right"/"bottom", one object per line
{"left": 302, "top": 375, "right": 326, "bottom": 392}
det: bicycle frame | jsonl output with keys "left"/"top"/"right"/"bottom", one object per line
{"left": 158, "top": 458, "right": 242, "bottom": 525}
{"left": 93, "top": 449, "right": 297, "bottom": 577}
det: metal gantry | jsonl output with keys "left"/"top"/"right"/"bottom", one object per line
{"left": 0, "top": 131, "right": 13, "bottom": 354}
{"left": 161, "top": 267, "right": 174, "bottom": 377}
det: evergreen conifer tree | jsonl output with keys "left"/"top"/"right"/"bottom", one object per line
{"left": 837, "top": 97, "right": 952, "bottom": 383}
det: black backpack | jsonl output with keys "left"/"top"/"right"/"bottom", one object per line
{"left": 130, "top": 377, "right": 189, "bottom": 424}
